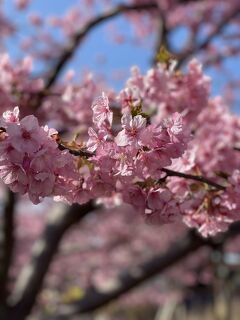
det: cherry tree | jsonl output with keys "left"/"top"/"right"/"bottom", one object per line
{"left": 0, "top": 0, "right": 240, "bottom": 319}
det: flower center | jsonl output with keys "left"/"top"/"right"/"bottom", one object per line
{"left": 22, "top": 130, "right": 31, "bottom": 140}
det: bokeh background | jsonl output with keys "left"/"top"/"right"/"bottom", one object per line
{"left": 1, "top": 1, "right": 240, "bottom": 320}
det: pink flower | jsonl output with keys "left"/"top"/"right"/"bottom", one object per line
{"left": 29, "top": 172, "right": 55, "bottom": 204}
{"left": 92, "top": 92, "right": 113, "bottom": 128}
{"left": 122, "top": 186, "right": 146, "bottom": 210}
{"left": 147, "top": 188, "right": 172, "bottom": 210}
{"left": 0, "top": 109, "right": 80, "bottom": 204}
{"left": 6, "top": 115, "right": 43, "bottom": 154}
{"left": 0, "top": 161, "right": 28, "bottom": 194}
{"left": 136, "top": 150, "right": 172, "bottom": 179}
{"left": 115, "top": 114, "right": 146, "bottom": 147}
{"left": 113, "top": 146, "right": 136, "bottom": 177}
{"left": 145, "top": 188, "right": 180, "bottom": 224}
{"left": 87, "top": 127, "right": 105, "bottom": 152}
{"left": 2, "top": 106, "right": 19, "bottom": 124}
{"left": 165, "top": 112, "right": 183, "bottom": 136}
{"left": 169, "top": 147, "right": 196, "bottom": 172}
{"left": 139, "top": 124, "right": 170, "bottom": 148}
{"left": 0, "top": 140, "right": 24, "bottom": 164}
{"left": 118, "top": 86, "right": 141, "bottom": 110}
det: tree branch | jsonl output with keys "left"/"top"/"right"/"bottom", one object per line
{"left": 0, "top": 189, "right": 16, "bottom": 304}
{"left": 178, "top": 9, "right": 240, "bottom": 67}
{"left": 44, "top": 0, "right": 203, "bottom": 89}
{"left": 45, "top": 2, "right": 158, "bottom": 89}
{"left": 161, "top": 168, "right": 226, "bottom": 191}
{"left": 151, "top": 8, "right": 169, "bottom": 65}
{"left": 51, "top": 222, "right": 240, "bottom": 318}
{"left": 6, "top": 201, "right": 96, "bottom": 320}
{"left": 55, "top": 142, "right": 226, "bottom": 191}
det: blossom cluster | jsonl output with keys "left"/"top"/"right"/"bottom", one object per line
{"left": 0, "top": 54, "right": 44, "bottom": 115}
{"left": 118, "top": 59, "right": 211, "bottom": 127}
{"left": 0, "top": 54, "right": 110, "bottom": 134}
{"left": 1, "top": 58, "right": 240, "bottom": 237}
{"left": 0, "top": 107, "right": 77, "bottom": 204}
{"left": 0, "top": 93, "right": 189, "bottom": 217}
{"left": 41, "top": 73, "right": 109, "bottom": 132}
{"left": 86, "top": 91, "right": 190, "bottom": 221}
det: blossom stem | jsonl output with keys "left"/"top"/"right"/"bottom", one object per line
{"left": 161, "top": 168, "right": 226, "bottom": 190}
{"left": 57, "top": 141, "right": 226, "bottom": 191}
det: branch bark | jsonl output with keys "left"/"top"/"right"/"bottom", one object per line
{"left": 55, "top": 143, "right": 226, "bottom": 191}
{"left": 152, "top": 14, "right": 169, "bottom": 65}
{"left": 5, "top": 201, "right": 95, "bottom": 320}
{"left": 161, "top": 168, "right": 226, "bottom": 191}
{"left": 0, "top": 189, "right": 16, "bottom": 304}
{"left": 51, "top": 222, "right": 240, "bottom": 318}
{"left": 43, "top": 0, "right": 204, "bottom": 89}
{"left": 45, "top": 2, "right": 158, "bottom": 89}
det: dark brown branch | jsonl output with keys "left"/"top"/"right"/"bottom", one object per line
{"left": 51, "top": 222, "right": 240, "bottom": 318}
{"left": 6, "top": 201, "right": 96, "bottom": 320}
{"left": 0, "top": 189, "right": 16, "bottom": 304}
{"left": 45, "top": 2, "right": 158, "bottom": 89}
{"left": 161, "top": 168, "right": 226, "bottom": 191}
{"left": 152, "top": 10, "right": 169, "bottom": 65}
{"left": 57, "top": 142, "right": 94, "bottom": 158}
{"left": 55, "top": 141, "right": 226, "bottom": 191}
{"left": 44, "top": 0, "right": 202, "bottom": 89}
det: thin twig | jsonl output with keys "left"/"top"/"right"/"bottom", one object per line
{"left": 178, "top": 10, "right": 240, "bottom": 67}
{"left": 162, "top": 168, "right": 226, "bottom": 191}
{"left": 55, "top": 141, "right": 226, "bottom": 191}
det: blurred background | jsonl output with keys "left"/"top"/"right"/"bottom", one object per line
{"left": 0, "top": 1, "right": 240, "bottom": 319}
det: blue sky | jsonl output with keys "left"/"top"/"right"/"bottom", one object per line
{"left": 3, "top": 0, "right": 240, "bottom": 109}
{"left": 4, "top": 0, "right": 153, "bottom": 88}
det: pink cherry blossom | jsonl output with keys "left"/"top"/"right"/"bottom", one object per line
{"left": 115, "top": 114, "right": 146, "bottom": 147}
{"left": 91, "top": 92, "right": 113, "bottom": 129}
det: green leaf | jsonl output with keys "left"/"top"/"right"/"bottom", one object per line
{"left": 156, "top": 46, "right": 175, "bottom": 65}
